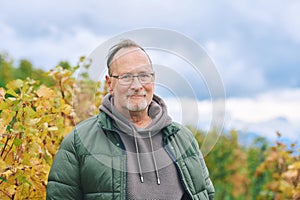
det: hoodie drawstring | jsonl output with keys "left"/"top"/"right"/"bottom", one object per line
{"left": 132, "top": 127, "right": 161, "bottom": 185}
{"left": 133, "top": 129, "right": 144, "bottom": 183}
{"left": 148, "top": 131, "right": 161, "bottom": 185}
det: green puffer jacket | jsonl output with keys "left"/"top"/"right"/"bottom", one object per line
{"left": 47, "top": 112, "right": 215, "bottom": 200}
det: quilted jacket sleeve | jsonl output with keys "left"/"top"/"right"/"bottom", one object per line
{"left": 195, "top": 140, "right": 215, "bottom": 200}
{"left": 187, "top": 126, "right": 215, "bottom": 200}
{"left": 199, "top": 151, "right": 215, "bottom": 200}
{"left": 46, "top": 131, "right": 83, "bottom": 200}
{"left": 175, "top": 124, "right": 215, "bottom": 200}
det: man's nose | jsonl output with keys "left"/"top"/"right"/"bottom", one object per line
{"left": 130, "top": 76, "right": 143, "bottom": 88}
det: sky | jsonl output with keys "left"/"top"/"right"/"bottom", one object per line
{"left": 1, "top": 0, "right": 300, "bottom": 145}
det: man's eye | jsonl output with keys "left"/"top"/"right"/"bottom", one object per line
{"left": 121, "top": 74, "right": 132, "bottom": 79}
{"left": 139, "top": 74, "right": 150, "bottom": 78}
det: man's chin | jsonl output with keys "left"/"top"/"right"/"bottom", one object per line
{"left": 127, "top": 101, "right": 148, "bottom": 112}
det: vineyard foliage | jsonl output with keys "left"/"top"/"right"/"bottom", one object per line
{"left": 0, "top": 53, "right": 54, "bottom": 88}
{"left": 0, "top": 54, "right": 300, "bottom": 199}
{"left": 0, "top": 57, "right": 104, "bottom": 199}
{"left": 198, "top": 130, "right": 300, "bottom": 200}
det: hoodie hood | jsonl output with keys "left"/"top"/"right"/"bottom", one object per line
{"left": 100, "top": 93, "right": 173, "bottom": 135}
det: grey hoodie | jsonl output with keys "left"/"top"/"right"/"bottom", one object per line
{"left": 100, "top": 94, "right": 185, "bottom": 199}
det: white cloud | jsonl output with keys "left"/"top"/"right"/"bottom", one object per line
{"left": 227, "top": 89, "right": 300, "bottom": 124}
{"left": 237, "top": 118, "right": 299, "bottom": 142}
{"left": 225, "top": 89, "right": 300, "bottom": 141}
{"left": 28, "top": 28, "right": 108, "bottom": 69}
{"left": 0, "top": 22, "right": 108, "bottom": 69}
{"left": 164, "top": 88, "right": 300, "bottom": 141}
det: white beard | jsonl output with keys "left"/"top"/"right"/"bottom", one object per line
{"left": 126, "top": 99, "right": 148, "bottom": 111}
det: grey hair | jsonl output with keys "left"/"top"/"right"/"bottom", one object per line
{"left": 106, "top": 39, "right": 152, "bottom": 75}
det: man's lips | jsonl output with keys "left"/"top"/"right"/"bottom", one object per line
{"left": 127, "top": 92, "right": 147, "bottom": 98}
{"left": 128, "top": 94, "right": 146, "bottom": 98}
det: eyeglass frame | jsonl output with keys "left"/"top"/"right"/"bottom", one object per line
{"left": 109, "top": 72, "right": 155, "bottom": 85}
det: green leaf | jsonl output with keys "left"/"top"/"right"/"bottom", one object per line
{"left": 6, "top": 88, "right": 19, "bottom": 97}
{"left": 17, "top": 174, "right": 28, "bottom": 184}
{"left": 13, "top": 138, "right": 23, "bottom": 147}
{"left": 0, "top": 176, "right": 8, "bottom": 182}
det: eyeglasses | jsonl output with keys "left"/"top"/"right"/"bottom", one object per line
{"left": 110, "top": 72, "right": 155, "bottom": 85}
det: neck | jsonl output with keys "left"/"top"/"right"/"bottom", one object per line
{"left": 120, "top": 109, "right": 151, "bottom": 128}
{"left": 130, "top": 111, "right": 152, "bottom": 128}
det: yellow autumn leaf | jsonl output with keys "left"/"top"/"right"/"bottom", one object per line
{"left": 0, "top": 158, "right": 7, "bottom": 171}
{"left": 6, "top": 185, "right": 17, "bottom": 197}
{"left": 48, "top": 126, "right": 58, "bottom": 131}
{"left": 1, "top": 169, "right": 14, "bottom": 178}
{"left": 24, "top": 106, "right": 36, "bottom": 117}
{"left": 36, "top": 85, "right": 54, "bottom": 98}
{"left": 1, "top": 109, "right": 16, "bottom": 126}
{"left": 283, "top": 169, "right": 298, "bottom": 180}
{"left": 279, "top": 180, "right": 294, "bottom": 196}
{"left": 6, "top": 88, "right": 19, "bottom": 97}
{"left": 0, "top": 100, "right": 9, "bottom": 110}
{"left": 61, "top": 104, "right": 72, "bottom": 115}
{"left": 288, "top": 161, "right": 300, "bottom": 170}
{"left": 0, "top": 87, "right": 5, "bottom": 101}
{"left": 0, "top": 119, "right": 7, "bottom": 136}
{"left": 26, "top": 118, "right": 41, "bottom": 125}
{"left": 6, "top": 79, "right": 23, "bottom": 90}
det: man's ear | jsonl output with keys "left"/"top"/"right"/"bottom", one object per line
{"left": 105, "top": 75, "right": 114, "bottom": 95}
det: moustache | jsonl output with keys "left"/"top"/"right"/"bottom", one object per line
{"left": 126, "top": 91, "right": 147, "bottom": 97}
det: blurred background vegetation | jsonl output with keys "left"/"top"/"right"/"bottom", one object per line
{"left": 0, "top": 53, "right": 299, "bottom": 199}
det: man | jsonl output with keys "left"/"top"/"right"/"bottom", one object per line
{"left": 47, "top": 39, "right": 215, "bottom": 199}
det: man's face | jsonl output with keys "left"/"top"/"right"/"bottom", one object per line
{"left": 106, "top": 47, "right": 154, "bottom": 116}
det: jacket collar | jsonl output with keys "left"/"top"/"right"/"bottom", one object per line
{"left": 97, "top": 112, "right": 113, "bottom": 131}
{"left": 162, "top": 122, "right": 180, "bottom": 138}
